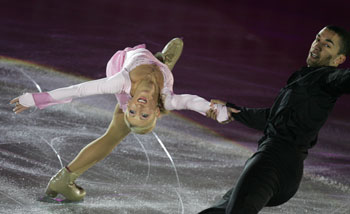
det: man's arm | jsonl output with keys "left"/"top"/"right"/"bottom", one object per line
{"left": 226, "top": 102, "right": 270, "bottom": 131}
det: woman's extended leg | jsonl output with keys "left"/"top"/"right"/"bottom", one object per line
{"left": 67, "top": 104, "right": 130, "bottom": 174}
{"left": 45, "top": 104, "right": 130, "bottom": 201}
{"left": 155, "top": 37, "right": 183, "bottom": 71}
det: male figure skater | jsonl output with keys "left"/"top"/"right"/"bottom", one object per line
{"left": 201, "top": 25, "right": 350, "bottom": 213}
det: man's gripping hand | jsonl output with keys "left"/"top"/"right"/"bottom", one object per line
{"left": 206, "top": 99, "right": 240, "bottom": 124}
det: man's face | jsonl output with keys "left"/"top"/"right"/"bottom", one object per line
{"left": 306, "top": 28, "right": 344, "bottom": 67}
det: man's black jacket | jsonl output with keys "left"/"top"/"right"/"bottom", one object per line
{"left": 227, "top": 66, "right": 350, "bottom": 151}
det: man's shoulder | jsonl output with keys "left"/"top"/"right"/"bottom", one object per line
{"left": 300, "top": 66, "right": 343, "bottom": 76}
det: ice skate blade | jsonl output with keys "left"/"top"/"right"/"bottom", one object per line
{"left": 38, "top": 195, "right": 84, "bottom": 204}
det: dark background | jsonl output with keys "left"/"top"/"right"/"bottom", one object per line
{"left": 1, "top": 0, "right": 350, "bottom": 158}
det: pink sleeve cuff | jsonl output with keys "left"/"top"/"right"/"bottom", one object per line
{"left": 33, "top": 92, "right": 72, "bottom": 109}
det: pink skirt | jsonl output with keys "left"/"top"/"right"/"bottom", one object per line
{"left": 106, "top": 44, "right": 146, "bottom": 77}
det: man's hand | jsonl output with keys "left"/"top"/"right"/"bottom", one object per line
{"left": 206, "top": 99, "right": 240, "bottom": 124}
{"left": 10, "top": 97, "right": 29, "bottom": 114}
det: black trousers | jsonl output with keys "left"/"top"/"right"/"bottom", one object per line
{"left": 198, "top": 139, "right": 305, "bottom": 214}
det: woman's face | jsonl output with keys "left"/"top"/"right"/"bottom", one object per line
{"left": 126, "top": 90, "right": 160, "bottom": 127}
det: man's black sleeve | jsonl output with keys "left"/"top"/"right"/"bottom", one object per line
{"left": 226, "top": 102, "right": 270, "bottom": 132}
{"left": 324, "top": 68, "right": 350, "bottom": 96}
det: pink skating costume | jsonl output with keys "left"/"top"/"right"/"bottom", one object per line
{"left": 18, "top": 44, "right": 228, "bottom": 122}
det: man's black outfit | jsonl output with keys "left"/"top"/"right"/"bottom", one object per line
{"left": 199, "top": 66, "right": 350, "bottom": 214}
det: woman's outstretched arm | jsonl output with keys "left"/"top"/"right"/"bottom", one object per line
{"left": 11, "top": 71, "right": 131, "bottom": 111}
{"left": 163, "top": 90, "right": 229, "bottom": 122}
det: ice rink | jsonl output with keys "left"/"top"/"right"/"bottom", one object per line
{"left": 1, "top": 0, "right": 350, "bottom": 213}
{"left": 1, "top": 57, "right": 349, "bottom": 214}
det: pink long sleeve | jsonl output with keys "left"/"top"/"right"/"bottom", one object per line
{"left": 164, "top": 93, "right": 210, "bottom": 115}
{"left": 18, "top": 70, "right": 131, "bottom": 109}
{"left": 163, "top": 91, "right": 228, "bottom": 122}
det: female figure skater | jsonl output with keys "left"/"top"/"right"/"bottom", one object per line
{"left": 10, "top": 38, "right": 228, "bottom": 201}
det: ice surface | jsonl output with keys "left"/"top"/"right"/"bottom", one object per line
{"left": 1, "top": 58, "right": 349, "bottom": 214}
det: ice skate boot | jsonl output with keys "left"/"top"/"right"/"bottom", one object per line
{"left": 45, "top": 167, "right": 86, "bottom": 201}
{"left": 155, "top": 37, "right": 183, "bottom": 70}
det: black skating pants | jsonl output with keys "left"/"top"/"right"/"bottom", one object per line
{"left": 198, "top": 139, "right": 305, "bottom": 214}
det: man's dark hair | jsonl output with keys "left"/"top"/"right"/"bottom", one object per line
{"left": 326, "top": 25, "right": 350, "bottom": 57}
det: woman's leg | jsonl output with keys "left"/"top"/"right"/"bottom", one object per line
{"left": 46, "top": 104, "right": 130, "bottom": 201}
{"left": 154, "top": 38, "right": 183, "bottom": 71}
{"left": 67, "top": 104, "right": 130, "bottom": 174}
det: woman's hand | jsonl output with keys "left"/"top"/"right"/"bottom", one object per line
{"left": 10, "top": 97, "right": 29, "bottom": 114}
{"left": 206, "top": 99, "right": 240, "bottom": 124}
{"left": 206, "top": 108, "right": 219, "bottom": 121}
{"left": 210, "top": 99, "right": 227, "bottom": 106}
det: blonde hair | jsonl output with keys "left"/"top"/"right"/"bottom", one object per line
{"left": 158, "top": 93, "right": 169, "bottom": 115}
{"left": 124, "top": 113, "right": 157, "bottom": 134}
